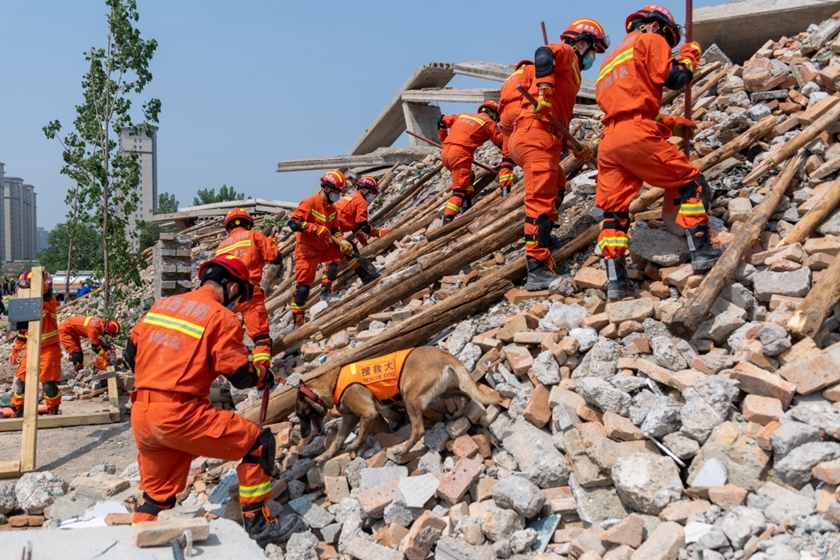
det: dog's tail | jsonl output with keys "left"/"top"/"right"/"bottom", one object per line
{"left": 447, "top": 363, "right": 503, "bottom": 406}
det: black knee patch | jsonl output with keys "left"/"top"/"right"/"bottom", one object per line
{"left": 42, "top": 382, "right": 59, "bottom": 399}
{"left": 678, "top": 175, "right": 710, "bottom": 210}
{"left": 537, "top": 214, "right": 554, "bottom": 248}
{"left": 534, "top": 46, "right": 555, "bottom": 78}
{"left": 602, "top": 211, "right": 630, "bottom": 233}
{"left": 12, "top": 378, "right": 24, "bottom": 395}
{"left": 293, "top": 285, "right": 310, "bottom": 307}
{"left": 70, "top": 351, "right": 84, "bottom": 367}
{"left": 252, "top": 334, "right": 271, "bottom": 349}
{"left": 324, "top": 262, "right": 338, "bottom": 282}
{"left": 137, "top": 492, "right": 176, "bottom": 517}
{"left": 243, "top": 428, "right": 276, "bottom": 477}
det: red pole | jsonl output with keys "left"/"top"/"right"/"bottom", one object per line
{"left": 541, "top": 21, "right": 549, "bottom": 45}
{"left": 682, "top": 0, "right": 693, "bottom": 157}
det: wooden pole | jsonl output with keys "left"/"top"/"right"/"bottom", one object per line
{"left": 541, "top": 21, "right": 549, "bottom": 45}
{"left": 779, "top": 176, "right": 840, "bottom": 246}
{"left": 20, "top": 267, "right": 44, "bottom": 473}
{"left": 743, "top": 95, "right": 840, "bottom": 185}
{"left": 682, "top": 0, "right": 693, "bottom": 157}
{"left": 787, "top": 250, "right": 840, "bottom": 339}
{"left": 669, "top": 155, "right": 804, "bottom": 338}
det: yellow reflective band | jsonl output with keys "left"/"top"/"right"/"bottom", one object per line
{"left": 341, "top": 195, "right": 353, "bottom": 202}
{"left": 216, "top": 239, "right": 252, "bottom": 255}
{"left": 504, "top": 68, "right": 525, "bottom": 82}
{"left": 572, "top": 61, "right": 581, "bottom": 86}
{"left": 499, "top": 173, "right": 513, "bottom": 181}
{"left": 239, "top": 481, "right": 271, "bottom": 499}
{"left": 253, "top": 352, "right": 271, "bottom": 362}
{"left": 525, "top": 240, "right": 538, "bottom": 245}
{"left": 310, "top": 209, "right": 327, "bottom": 222}
{"left": 598, "top": 237, "right": 629, "bottom": 248}
{"left": 290, "top": 302, "right": 307, "bottom": 310}
{"left": 329, "top": 212, "right": 337, "bottom": 220}
{"left": 42, "top": 330, "right": 59, "bottom": 340}
{"left": 83, "top": 316, "right": 93, "bottom": 326}
{"left": 143, "top": 312, "right": 206, "bottom": 339}
{"left": 459, "top": 114, "right": 488, "bottom": 127}
{"left": 679, "top": 204, "right": 706, "bottom": 215}
{"left": 346, "top": 258, "right": 357, "bottom": 266}
{"left": 598, "top": 47, "right": 634, "bottom": 82}
{"left": 446, "top": 202, "right": 462, "bottom": 212}
{"left": 679, "top": 58, "right": 695, "bottom": 73}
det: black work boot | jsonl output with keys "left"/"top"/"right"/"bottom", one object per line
{"left": 606, "top": 257, "right": 634, "bottom": 301}
{"left": 242, "top": 504, "right": 306, "bottom": 548}
{"left": 526, "top": 258, "right": 560, "bottom": 291}
{"left": 686, "top": 223, "right": 724, "bottom": 272}
{"left": 319, "top": 282, "right": 331, "bottom": 301}
{"left": 355, "top": 266, "right": 379, "bottom": 285}
{"left": 10, "top": 405, "right": 23, "bottom": 418}
{"left": 441, "top": 214, "right": 455, "bottom": 225}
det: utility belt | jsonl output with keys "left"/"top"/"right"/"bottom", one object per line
{"left": 602, "top": 111, "right": 655, "bottom": 127}
{"left": 131, "top": 388, "right": 199, "bottom": 404}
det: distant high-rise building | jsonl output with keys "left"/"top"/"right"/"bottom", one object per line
{"left": 36, "top": 227, "right": 48, "bottom": 252}
{"left": 119, "top": 124, "right": 158, "bottom": 244}
{"left": 4, "top": 176, "right": 36, "bottom": 262}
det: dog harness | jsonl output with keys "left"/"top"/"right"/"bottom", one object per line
{"left": 333, "top": 348, "right": 415, "bottom": 405}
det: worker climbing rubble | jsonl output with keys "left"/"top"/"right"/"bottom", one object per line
{"left": 497, "top": 59, "right": 534, "bottom": 196}
{"left": 58, "top": 316, "right": 121, "bottom": 371}
{"left": 509, "top": 18, "right": 609, "bottom": 291}
{"left": 215, "top": 207, "right": 283, "bottom": 366}
{"left": 123, "top": 254, "right": 306, "bottom": 547}
{"left": 288, "top": 170, "right": 356, "bottom": 326}
{"left": 438, "top": 101, "right": 503, "bottom": 224}
{"left": 9, "top": 270, "right": 62, "bottom": 417}
{"left": 321, "top": 174, "right": 385, "bottom": 299}
{"left": 594, "top": 4, "right": 720, "bottom": 300}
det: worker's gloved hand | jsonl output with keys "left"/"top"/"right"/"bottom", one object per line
{"left": 571, "top": 143, "right": 593, "bottom": 162}
{"left": 671, "top": 116, "right": 698, "bottom": 139}
{"left": 532, "top": 86, "right": 553, "bottom": 119}
{"left": 257, "top": 366, "right": 276, "bottom": 391}
{"left": 437, "top": 129, "right": 448, "bottom": 143}
{"left": 9, "top": 349, "right": 19, "bottom": 364}
{"left": 376, "top": 229, "right": 390, "bottom": 238}
{"left": 678, "top": 42, "right": 702, "bottom": 71}
{"left": 337, "top": 239, "right": 354, "bottom": 256}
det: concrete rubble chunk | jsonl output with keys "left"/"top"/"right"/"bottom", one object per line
{"left": 502, "top": 416, "right": 571, "bottom": 488}
{"left": 687, "top": 422, "right": 770, "bottom": 491}
{"left": 0, "top": 482, "right": 17, "bottom": 515}
{"left": 607, "top": 298, "right": 655, "bottom": 324}
{"left": 719, "top": 506, "right": 766, "bottom": 549}
{"left": 491, "top": 475, "right": 546, "bottom": 519}
{"left": 531, "top": 350, "right": 561, "bottom": 385}
{"left": 480, "top": 503, "right": 525, "bottom": 542}
{"left": 757, "top": 323, "right": 791, "bottom": 357}
{"left": 773, "top": 442, "right": 840, "bottom": 489}
{"left": 630, "top": 521, "right": 685, "bottom": 560}
{"left": 15, "top": 472, "right": 68, "bottom": 515}
{"left": 434, "top": 536, "right": 496, "bottom": 560}
{"left": 752, "top": 267, "right": 811, "bottom": 302}
{"left": 573, "top": 337, "right": 621, "bottom": 379}
{"left": 577, "top": 377, "right": 632, "bottom": 416}
{"left": 289, "top": 496, "right": 336, "bottom": 529}
{"left": 641, "top": 396, "right": 683, "bottom": 438}
{"left": 650, "top": 336, "right": 688, "bottom": 371}
{"left": 345, "top": 536, "right": 406, "bottom": 560}
{"left": 612, "top": 453, "right": 683, "bottom": 515}
{"left": 285, "top": 531, "right": 321, "bottom": 560}
{"left": 629, "top": 225, "right": 689, "bottom": 266}
{"left": 398, "top": 474, "right": 440, "bottom": 509}
{"left": 569, "top": 473, "right": 628, "bottom": 525}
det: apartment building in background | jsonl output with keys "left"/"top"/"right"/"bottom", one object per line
{"left": 119, "top": 125, "right": 159, "bottom": 240}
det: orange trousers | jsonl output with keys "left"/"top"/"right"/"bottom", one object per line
{"left": 509, "top": 120, "right": 565, "bottom": 262}
{"left": 235, "top": 287, "right": 271, "bottom": 365}
{"left": 441, "top": 144, "right": 475, "bottom": 218}
{"left": 292, "top": 243, "right": 345, "bottom": 315}
{"left": 595, "top": 116, "right": 706, "bottom": 259}
{"left": 11, "top": 343, "right": 62, "bottom": 409}
{"left": 58, "top": 331, "right": 83, "bottom": 355}
{"left": 500, "top": 109, "right": 518, "bottom": 162}
{"left": 131, "top": 390, "right": 268, "bottom": 523}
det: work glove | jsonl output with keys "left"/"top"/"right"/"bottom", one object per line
{"left": 678, "top": 42, "right": 702, "bottom": 72}
{"left": 437, "top": 129, "right": 448, "bottom": 143}
{"left": 94, "top": 356, "right": 109, "bottom": 371}
{"left": 659, "top": 114, "right": 697, "bottom": 138}
{"left": 531, "top": 86, "right": 553, "bottom": 119}
{"left": 570, "top": 143, "right": 593, "bottom": 162}
{"left": 337, "top": 238, "right": 354, "bottom": 256}
{"left": 9, "top": 349, "right": 19, "bottom": 364}
{"left": 257, "top": 365, "right": 276, "bottom": 391}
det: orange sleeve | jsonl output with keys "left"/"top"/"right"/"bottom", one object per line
{"left": 486, "top": 121, "right": 503, "bottom": 147}
{"left": 442, "top": 114, "right": 458, "bottom": 129}
{"left": 638, "top": 33, "right": 672, "bottom": 87}
{"left": 291, "top": 197, "right": 328, "bottom": 238}
{"left": 210, "top": 311, "right": 253, "bottom": 378}
{"left": 12, "top": 334, "right": 26, "bottom": 353}
{"left": 352, "top": 195, "right": 369, "bottom": 226}
{"left": 535, "top": 43, "right": 569, "bottom": 88}
{"left": 87, "top": 318, "right": 105, "bottom": 348}
{"left": 291, "top": 198, "right": 309, "bottom": 223}
{"left": 253, "top": 231, "right": 279, "bottom": 263}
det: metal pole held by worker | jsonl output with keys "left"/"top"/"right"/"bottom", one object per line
{"left": 682, "top": 0, "right": 693, "bottom": 157}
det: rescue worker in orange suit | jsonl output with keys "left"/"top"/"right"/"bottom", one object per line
{"left": 59, "top": 316, "right": 121, "bottom": 371}
{"left": 509, "top": 19, "right": 609, "bottom": 291}
{"left": 288, "top": 170, "right": 356, "bottom": 326}
{"left": 123, "top": 254, "right": 305, "bottom": 547}
{"left": 216, "top": 207, "right": 283, "bottom": 366}
{"left": 9, "top": 270, "right": 62, "bottom": 417}
{"left": 497, "top": 60, "right": 534, "bottom": 196}
{"left": 595, "top": 5, "right": 718, "bottom": 300}
{"left": 321, "top": 175, "right": 386, "bottom": 299}
{"left": 438, "top": 101, "right": 503, "bottom": 224}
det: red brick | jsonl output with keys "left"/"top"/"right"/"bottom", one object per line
{"left": 813, "top": 460, "right": 840, "bottom": 485}
{"left": 436, "top": 457, "right": 482, "bottom": 505}
{"left": 358, "top": 478, "right": 402, "bottom": 516}
{"left": 504, "top": 344, "right": 534, "bottom": 377}
{"left": 630, "top": 521, "right": 685, "bottom": 560}
{"left": 730, "top": 361, "right": 796, "bottom": 407}
{"left": 451, "top": 434, "right": 480, "bottom": 459}
{"left": 708, "top": 485, "right": 748, "bottom": 510}
{"left": 104, "top": 513, "right": 134, "bottom": 526}
{"left": 603, "top": 411, "right": 645, "bottom": 441}
{"left": 778, "top": 349, "right": 840, "bottom": 395}
{"left": 399, "top": 510, "right": 448, "bottom": 560}
{"left": 505, "top": 287, "right": 549, "bottom": 303}
{"left": 324, "top": 476, "right": 350, "bottom": 503}
{"left": 574, "top": 267, "right": 607, "bottom": 290}
{"left": 374, "top": 522, "right": 410, "bottom": 549}
{"left": 522, "top": 384, "right": 551, "bottom": 428}
{"left": 742, "top": 395, "right": 784, "bottom": 425}
{"left": 755, "top": 421, "right": 782, "bottom": 451}
{"left": 9, "top": 514, "right": 45, "bottom": 527}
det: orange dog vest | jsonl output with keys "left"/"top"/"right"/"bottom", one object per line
{"left": 333, "top": 348, "right": 415, "bottom": 405}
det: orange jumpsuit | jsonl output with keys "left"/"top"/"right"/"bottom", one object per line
{"left": 11, "top": 294, "right": 62, "bottom": 412}
{"left": 498, "top": 61, "right": 534, "bottom": 169}
{"left": 216, "top": 228, "right": 279, "bottom": 365}
{"left": 439, "top": 112, "right": 503, "bottom": 219}
{"left": 127, "top": 285, "right": 272, "bottom": 523}
{"left": 59, "top": 316, "right": 108, "bottom": 369}
{"left": 290, "top": 193, "right": 346, "bottom": 317}
{"left": 595, "top": 32, "right": 706, "bottom": 259}
{"left": 509, "top": 42, "right": 581, "bottom": 263}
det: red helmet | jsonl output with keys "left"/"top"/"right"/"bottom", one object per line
{"left": 18, "top": 269, "right": 50, "bottom": 293}
{"left": 356, "top": 175, "right": 379, "bottom": 194}
{"left": 104, "top": 320, "right": 121, "bottom": 337}
{"left": 514, "top": 59, "right": 533, "bottom": 70}
{"left": 320, "top": 170, "right": 347, "bottom": 190}
{"left": 478, "top": 100, "right": 500, "bottom": 121}
{"left": 224, "top": 207, "right": 253, "bottom": 231}
{"left": 561, "top": 18, "right": 610, "bottom": 53}
{"left": 198, "top": 255, "right": 254, "bottom": 304}
{"left": 626, "top": 5, "right": 681, "bottom": 48}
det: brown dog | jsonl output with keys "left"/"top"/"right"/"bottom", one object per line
{"left": 296, "top": 346, "right": 502, "bottom": 465}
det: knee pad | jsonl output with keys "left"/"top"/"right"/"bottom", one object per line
{"left": 12, "top": 378, "right": 24, "bottom": 396}
{"left": 42, "top": 382, "right": 59, "bottom": 399}
{"left": 293, "top": 285, "right": 310, "bottom": 307}
{"left": 323, "top": 262, "right": 338, "bottom": 283}
{"left": 602, "top": 211, "right": 630, "bottom": 233}
{"left": 678, "top": 175, "right": 710, "bottom": 209}
{"left": 536, "top": 215, "right": 555, "bottom": 248}
{"left": 136, "top": 492, "right": 176, "bottom": 518}
{"left": 534, "top": 46, "right": 555, "bottom": 78}
{"left": 243, "top": 428, "right": 276, "bottom": 477}
{"left": 252, "top": 333, "right": 271, "bottom": 349}
{"left": 70, "top": 351, "right": 84, "bottom": 368}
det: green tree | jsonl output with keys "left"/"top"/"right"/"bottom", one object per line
{"left": 36, "top": 223, "right": 104, "bottom": 273}
{"left": 193, "top": 184, "right": 247, "bottom": 206}
{"left": 137, "top": 192, "right": 179, "bottom": 252}
{"left": 43, "top": 0, "right": 161, "bottom": 311}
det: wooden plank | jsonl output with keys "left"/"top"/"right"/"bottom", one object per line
{"left": 107, "top": 375, "right": 121, "bottom": 422}
{"left": 788, "top": 244, "right": 840, "bottom": 339}
{"left": 0, "top": 411, "right": 113, "bottom": 433}
{"left": 20, "top": 268, "right": 43, "bottom": 473}
{"left": 0, "top": 460, "right": 21, "bottom": 479}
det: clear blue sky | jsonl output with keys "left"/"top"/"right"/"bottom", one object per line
{"left": 0, "top": 0, "right": 718, "bottom": 230}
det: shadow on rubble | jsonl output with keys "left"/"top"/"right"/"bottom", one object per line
{"left": 38, "top": 422, "right": 133, "bottom": 472}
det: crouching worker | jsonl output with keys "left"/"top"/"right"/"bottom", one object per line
{"left": 123, "top": 254, "right": 305, "bottom": 547}
{"left": 59, "top": 316, "right": 121, "bottom": 371}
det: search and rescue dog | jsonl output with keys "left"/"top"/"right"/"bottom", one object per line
{"left": 295, "top": 345, "right": 503, "bottom": 465}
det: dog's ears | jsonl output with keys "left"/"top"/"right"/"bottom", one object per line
{"left": 306, "top": 396, "right": 327, "bottom": 417}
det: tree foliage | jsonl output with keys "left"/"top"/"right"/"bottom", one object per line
{"left": 43, "top": 0, "right": 160, "bottom": 310}
{"left": 193, "top": 184, "right": 247, "bottom": 206}
{"left": 137, "top": 192, "right": 179, "bottom": 252}
{"left": 36, "top": 223, "right": 103, "bottom": 273}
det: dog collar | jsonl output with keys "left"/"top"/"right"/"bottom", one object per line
{"left": 297, "top": 383, "right": 327, "bottom": 410}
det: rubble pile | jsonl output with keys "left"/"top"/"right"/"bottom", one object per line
{"left": 7, "top": 11, "right": 840, "bottom": 560}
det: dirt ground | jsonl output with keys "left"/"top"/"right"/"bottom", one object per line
{"left": 0, "top": 396, "right": 138, "bottom": 482}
